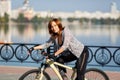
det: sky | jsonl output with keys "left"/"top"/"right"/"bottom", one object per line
{"left": 12, "top": 0, "right": 120, "bottom": 12}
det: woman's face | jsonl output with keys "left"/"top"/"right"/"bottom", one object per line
{"left": 51, "top": 21, "right": 60, "bottom": 33}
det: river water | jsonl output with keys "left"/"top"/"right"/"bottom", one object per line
{"left": 0, "top": 21, "right": 120, "bottom": 46}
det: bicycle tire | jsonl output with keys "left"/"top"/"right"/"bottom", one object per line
{"left": 85, "top": 68, "right": 109, "bottom": 80}
{"left": 19, "top": 69, "right": 51, "bottom": 80}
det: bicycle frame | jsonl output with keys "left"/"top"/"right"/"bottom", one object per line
{"left": 47, "top": 59, "right": 75, "bottom": 80}
{"left": 39, "top": 58, "right": 88, "bottom": 80}
{"left": 39, "top": 58, "right": 76, "bottom": 80}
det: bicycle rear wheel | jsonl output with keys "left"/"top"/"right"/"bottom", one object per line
{"left": 19, "top": 69, "right": 51, "bottom": 80}
{"left": 85, "top": 68, "right": 109, "bottom": 80}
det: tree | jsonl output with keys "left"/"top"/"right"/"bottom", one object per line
{"left": 17, "top": 13, "right": 25, "bottom": 22}
{"left": 4, "top": 12, "right": 9, "bottom": 23}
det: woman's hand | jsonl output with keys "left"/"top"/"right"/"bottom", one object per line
{"left": 42, "top": 52, "right": 56, "bottom": 60}
{"left": 48, "top": 54, "right": 56, "bottom": 59}
{"left": 28, "top": 47, "right": 34, "bottom": 55}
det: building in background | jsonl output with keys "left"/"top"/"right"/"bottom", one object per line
{"left": 0, "top": 0, "right": 12, "bottom": 42}
{"left": 19, "top": 0, "right": 35, "bottom": 20}
{"left": 0, "top": 0, "right": 11, "bottom": 17}
{"left": 0, "top": 0, "right": 120, "bottom": 20}
{"left": 11, "top": 0, "right": 35, "bottom": 20}
{"left": 110, "top": 2, "right": 120, "bottom": 19}
{"left": 52, "top": 2, "right": 120, "bottom": 19}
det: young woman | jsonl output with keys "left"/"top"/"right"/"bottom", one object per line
{"left": 30, "top": 18, "right": 89, "bottom": 80}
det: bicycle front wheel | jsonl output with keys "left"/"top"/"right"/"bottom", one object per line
{"left": 19, "top": 69, "right": 51, "bottom": 80}
{"left": 85, "top": 68, "right": 109, "bottom": 80}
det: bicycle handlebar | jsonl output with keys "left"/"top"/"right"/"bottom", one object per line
{"left": 41, "top": 50, "right": 56, "bottom": 60}
{"left": 28, "top": 47, "right": 56, "bottom": 60}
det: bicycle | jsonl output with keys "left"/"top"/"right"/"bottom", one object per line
{"left": 19, "top": 49, "right": 109, "bottom": 80}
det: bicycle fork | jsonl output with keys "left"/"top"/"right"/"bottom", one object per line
{"left": 39, "top": 67, "right": 44, "bottom": 80}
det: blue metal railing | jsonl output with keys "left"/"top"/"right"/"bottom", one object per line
{"left": 0, "top": 43, "right": 120, "bottom": 67}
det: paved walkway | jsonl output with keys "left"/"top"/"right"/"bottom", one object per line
{"left": 0, "top": 66, "right": 120, "bottom": 80}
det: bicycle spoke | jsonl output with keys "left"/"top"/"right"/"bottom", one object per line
{"left": 19, "top": 69, "right": 51, "bottom": 80}
{"left": 85, "top": 71, "right": 107, "bottom": 80}
{"left": 23, "top": 73, "right": 48, "bottom": 80}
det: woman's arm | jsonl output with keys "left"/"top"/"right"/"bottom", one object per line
{"left": 34, "top": 37, "right": 54, "bottom": 50}
{"left": 54, "top": 47, "right": 64, "bottom": 56}
{"left": 61, "top": 27, "right": 71, "bottom": 50}
{"left": 54, "top": 27, "right": 72, "bottom": 56}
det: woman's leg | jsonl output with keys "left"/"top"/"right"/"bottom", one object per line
{"left": 56, "top": 51, "right": 77, "bottom": 80}
{"left": 76, "top": 46, "right": 89, "bottom": 80}
{"left": 56, "top": 51, "right": 77, "bottom": 73}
